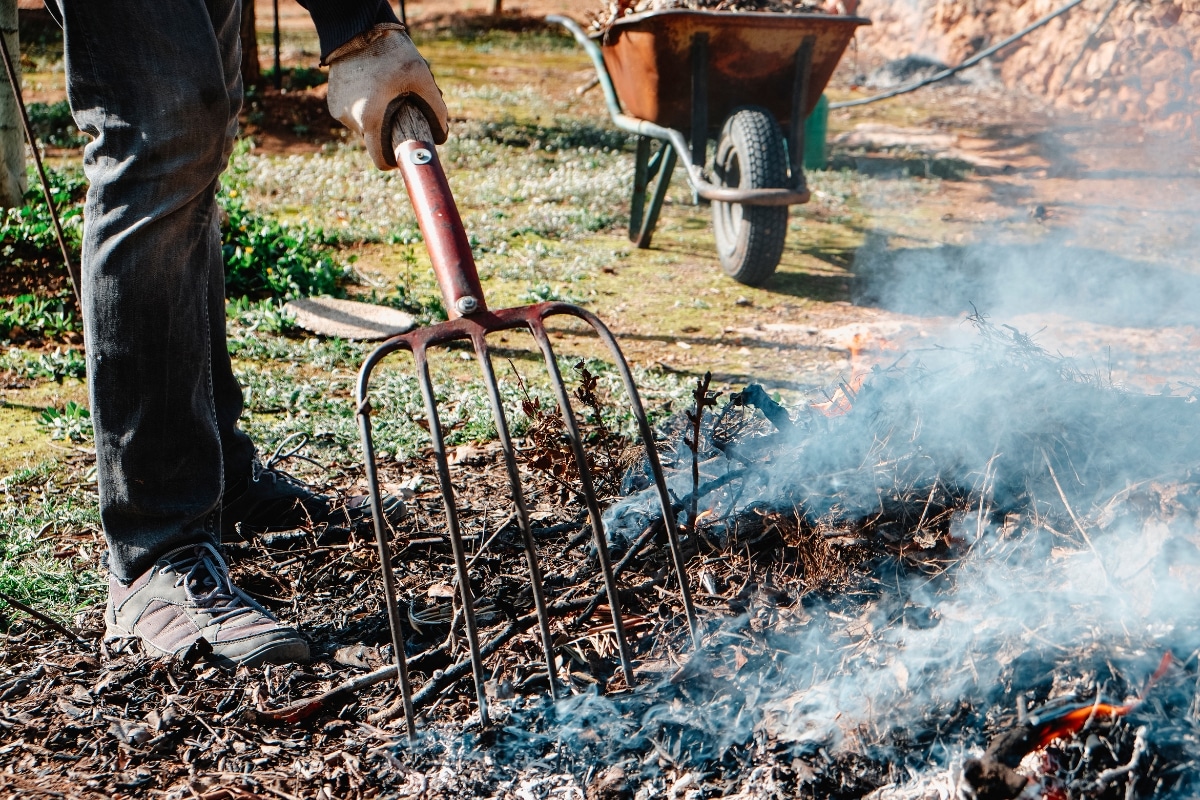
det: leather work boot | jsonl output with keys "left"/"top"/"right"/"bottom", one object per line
{"left": 221, "top": 458, "right": 405, "bottom": 538}
{"left": 105, "top": 543, "right": 310, "bottom": 668}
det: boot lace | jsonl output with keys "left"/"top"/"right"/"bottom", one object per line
{"left": 249, "top": 432, "right": 323, "bottom": 490}
{"left": 166, "top": 545, "right": 266, "bottom": 626}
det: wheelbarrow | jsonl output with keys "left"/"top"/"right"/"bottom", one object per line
{"left": 549, "top": 10, "right": 869, "bottom": 286}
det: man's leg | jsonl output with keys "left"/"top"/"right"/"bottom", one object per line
{"left": 59, "top": 0, "right": 305, "bottom": 665}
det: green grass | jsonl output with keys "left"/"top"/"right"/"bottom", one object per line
{"left": 0, "top": 462, "right": 103, "bottom": 615}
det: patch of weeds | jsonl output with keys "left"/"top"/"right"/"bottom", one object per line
{"left": 456, "top": 117, "right": 633, "bottom": 154}
{"left": 257, "top": 65, "right": 327, "bottom": 91}
{"left": 520, "top": 284, "right": 585, "bottom": 305}
{"left": 234, "top": 346, "right": 692, "bottom": 470}
{"left": 237, "top": 367, "right": 362, "bottom": 461}
{"left": 38, "top": 400, "right": 91, "bottom": 442}
{"left": 1, "top": 166, "right": 85, "bottom": 265}
{"left": 227, "top": 296, "right": 298, "bottom": 336}
{"left": 220, "top": 191, "right": 350, "bottom": 299}
{"left": 0, "top": 461, "right": 103, "bottom": 614}
{"left": 26, "top": 101, "right": 89, "bottom": 148}
{"left": 0, "top": 347, "right": 86, "bottom": 382}
{"left": 230, "top": 330, "right": 367, "bottom": 371}
{"left": 0, "top": 293, "right": 80, "bottom": 340}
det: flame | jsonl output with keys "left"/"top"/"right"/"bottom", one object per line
{"left": 1032, "top": 702, "right": 1135, "bottom": 749}
{"left": 848, "top": 332, "right": 870, "bottom": 360}
{"left": 809, "top": 373, "right": 867, "bottom": 417}
{"left": 1032, "top": 652, "right": 1174, "bottom": 749}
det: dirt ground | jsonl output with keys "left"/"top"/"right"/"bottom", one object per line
{"left": 274, "top": 0, "right": 1200, "bottom": 392}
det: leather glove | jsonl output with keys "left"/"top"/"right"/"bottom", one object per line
{"left": 326, "top": 24, "right": 449, "bottom": 170}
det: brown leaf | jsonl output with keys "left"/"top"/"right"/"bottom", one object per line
{"left": 333, "top": 644, "right": 381, "bottom": 669}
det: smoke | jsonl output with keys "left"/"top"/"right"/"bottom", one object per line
{"left": 583, "top": 212, "right": 1200, "bottom": 794}
{"left": 456, "top": 482, "right": 1200, "bottom": 796}
{"left": 854, "top": 234, "right": 1200, "bottom": 331}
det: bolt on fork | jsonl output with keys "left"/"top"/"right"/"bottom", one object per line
{"left": 355, "top": 106, "right": 700, "bottom": 739}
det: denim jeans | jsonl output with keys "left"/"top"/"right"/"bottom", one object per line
{"left": 52, "top": 0, "right": 257, "bottom": 582}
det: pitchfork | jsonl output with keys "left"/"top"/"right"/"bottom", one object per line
{"left": 355, "top": 105, "right": 700, "bottom": 737}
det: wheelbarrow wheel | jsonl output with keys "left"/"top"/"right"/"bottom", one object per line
{"left": 711, "top": 106, "right": 789, "bottom": 287}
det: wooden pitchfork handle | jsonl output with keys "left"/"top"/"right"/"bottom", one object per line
{"left": 389, "top": 104, "right": 488, "bottom": 320}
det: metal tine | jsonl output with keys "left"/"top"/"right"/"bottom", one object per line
{"left": 413, "top": 342, "right": 492, "bottom": 726}
{"left": 526, "top": 319, "right": 637, "bottom": 685}
{"left": 471, "top": 330, "right": 560, "bottom": 699}
{"left": 554, "top": 306, "right": 701, "bottom": 647}
{"left": 357, "top": 392, "right": 418, "bottom": 741}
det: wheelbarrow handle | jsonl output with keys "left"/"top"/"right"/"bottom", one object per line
{"left": 390, "top": 104, "right": 487, "bottom": 319}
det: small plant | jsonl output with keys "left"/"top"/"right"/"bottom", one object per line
{"left": 379, "top": 284, "right": 448, "bottom": 327}
{"left": 259, "top": 65, "right": 328, "bottom": 91}
{"left": 519, "top": 284, "right": 585, "bottom": 305}
{"left": 38, "top": 400, "right": 92, "bottom": 442}
{"left": 0, "top": 167, "right": 85, "bottom": 265}
{"left": 220, "top": 193, "right": 349, "bottom": 300}
{"left": 1, "top": 347, "right": 86, "bottom": 382}
{"left": 226, "top": 296, "right": 298, "bottom": 335}
{"left": 26, "top": 101, "right": 89, "bottom": 149}
{"left": 0, "top": 294, "right": 80, "bottom": 340}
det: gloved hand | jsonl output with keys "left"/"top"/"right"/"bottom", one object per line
{"left": 326, "top": 24, "right": 449, "bottom": 170}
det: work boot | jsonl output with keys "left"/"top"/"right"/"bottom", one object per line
{"left": 222, "top": 457, "right": 405, "bottom": 538}
{"left": 105, "top": 543, "right": 310, "bottom": 668}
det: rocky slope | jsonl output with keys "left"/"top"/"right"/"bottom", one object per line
{"left": 857, "top": 0, "right": 1198, "bottom": 134}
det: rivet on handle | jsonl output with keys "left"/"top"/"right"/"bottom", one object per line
{"left": 410, "top": 148, "right": 433, "bottom": 165}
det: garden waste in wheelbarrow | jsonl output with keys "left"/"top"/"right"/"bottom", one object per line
{"left": 353, "top": 106, "right": 702, "bottom": 738}
{"left": 551, "top": 10, "right": 869, "bottom": 286}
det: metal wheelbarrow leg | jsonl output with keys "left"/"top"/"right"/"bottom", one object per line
{"left": 356, "top": 106, "right": 701, "bottom": 739}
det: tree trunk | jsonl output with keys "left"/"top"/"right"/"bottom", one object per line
{"left": 0, "top": 0, "right": 25, "bottom": 208}
{"left": 491, "top": 0, "right": 503, "bottom": 14}
{"left": 240, "top": 0, "right": 261, "bottom": 89}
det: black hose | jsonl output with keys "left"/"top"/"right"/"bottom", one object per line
{"left": 830, "top": 0, "right": 1091, "bottom": 110}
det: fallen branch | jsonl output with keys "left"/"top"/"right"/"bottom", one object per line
{"left": 0, "top": 590, "right": 90, "bottom": 647}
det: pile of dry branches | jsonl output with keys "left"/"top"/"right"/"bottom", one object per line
{"left": 588, "top": 0, "right": 830, "bottom": 34}
{"left": 3, "top": 320, "right": 1200, "bottom": 798}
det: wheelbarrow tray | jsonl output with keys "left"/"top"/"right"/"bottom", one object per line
{"left": 597, "top": 9, "right": 868, "bottom": 132}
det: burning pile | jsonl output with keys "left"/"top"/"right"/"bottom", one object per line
{"left": 473, "top": 314, "right": 1200, "bottom": 798}
{"left": 378, "top": 315, "right": 1200, "bottom": 797}
{"left": 2, "top": 316, "right": 1199, "bottom": 798}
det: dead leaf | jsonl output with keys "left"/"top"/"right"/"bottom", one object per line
{"left": 334, "top": 644, "right": 381, "bottom": 669}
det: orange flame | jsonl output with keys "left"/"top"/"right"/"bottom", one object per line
{"left": 1032, "top": 652, "right": 1174, "bottom": 749}
{"left": 809, "top": 373, "right": 867, "bottom": 418}
{"left": 1033, "top": 703, "right": 1134, "bottom": 749}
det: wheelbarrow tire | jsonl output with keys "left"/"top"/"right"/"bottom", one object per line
{"left": 711, "top": 106, "right": 789, "bottom": 287}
